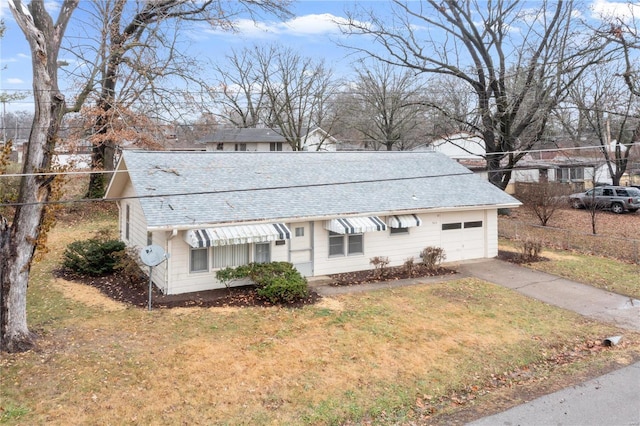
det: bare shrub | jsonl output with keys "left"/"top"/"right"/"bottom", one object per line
{"left": 369, "top": 256, "right": 390, "bottom": 277}
{"left": 403, "top": 257, "right": 416, "bottom": 276}
{"left": 420, "top": 247, "right": 446, "bottom": 270}
{"left": 517, "top": 237, "right": 543, "bottom": 262}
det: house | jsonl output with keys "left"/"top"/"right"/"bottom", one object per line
{"left": 105, "top": 151, "right": 520, "bottom": 295}
{"left": 199, "top": 127, "right": 337, "bottom": 152}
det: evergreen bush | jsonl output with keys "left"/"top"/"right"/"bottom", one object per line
{"left": 216, "top": 262, "right": 308, "bottom": 304}
{"left": 62, "top": 238, "right": 126, "bottom": 276}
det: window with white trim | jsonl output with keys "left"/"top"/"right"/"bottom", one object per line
{"left": 328, "top": 231, "right": 363, "bottom": 257}
{"left": 190, "top": 248, "right": 209, "bottom": 272}
{"left": 255, "top": 243, "right": 271, "bottom": 263}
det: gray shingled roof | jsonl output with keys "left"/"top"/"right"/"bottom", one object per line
{"left": 111, "top": 151, "right": 520, "bottom": 229}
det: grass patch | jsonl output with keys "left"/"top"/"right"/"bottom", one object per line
{"left": 500, "top": 239, "right": 640, "bottom": 299}
{"left": 1, "top": 207, "right": 639, "bottom": 425}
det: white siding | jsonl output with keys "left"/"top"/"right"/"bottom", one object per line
{"left": 149, "top": 210, "right": 499, "bottom": 294}
{"left": 164, "top": 236, "right": 291, "bottom": 295}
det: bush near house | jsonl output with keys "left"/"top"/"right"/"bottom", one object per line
{"left": 62, "top": 237, "right": 126, "bottom": 276}
{"left": 216, "top": 262, "right": 309, "bottom": 304}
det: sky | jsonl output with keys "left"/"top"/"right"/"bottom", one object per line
{"left": 0, "top": 0, "right": 638, "bottom": 114}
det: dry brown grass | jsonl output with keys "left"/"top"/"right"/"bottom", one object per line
{"left": 2, "top": 205, "right": 640, "bottom": 425}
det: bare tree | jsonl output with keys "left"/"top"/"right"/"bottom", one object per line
{"left": 206, "top": 48, "right": 271, "bottom": 128}
{"left": 2, "top": 0, "right": 78, "bottom": 352}
{"left": 63, "top": 0, "right": 291, "bottom": 198}
{"left": 346, "top": 60, "right": 428, "bottom": 151}
{"left": 208, "top": 44, "right": 338, "bottom": 150}
{"left": 517, "top": 182, "right": 569, "bottom": 226}
{"left": 257, "top": 45, "right": 338, "bottom": 150}
{"left": 342, "top": 0, "right": 608, "bottom": 189}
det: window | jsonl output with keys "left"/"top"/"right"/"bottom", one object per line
{"left": 190, "top": 248, "right": 209, "bottom": 272}
{"left": 442, "top": 222, "right": 462, "bottom": 230}
{"left": 212, "top": 244, "right": 249, "bottom": 269}
{"left": 295, "top": 227, "right": 305, "bottom": 237}
{"left": 390, "top": 227, "right": 409, "bottom": 235}
{"left": 328, "top": 231, "right": 363, "bottom": 256}
{"left": 147, "top": 232, "right": 153, "bottom": 246}
{"left": 464, "top": 221, "right": 483, "bottom": 229}
{"left": 234, "top": 143, "right": 247, "bottom": 151}
{"left": 347, "top": 234, "right": 363, "bottom": 254}
{"left": 558, "top": 167, "right": 585, "bottom": 182}
{"left": 125, "top": 204, "right": 130, "bottom": 240}
{"left": 329, "top": 232, "right": 344, "bottom": 256}
{"left": 255, "top": 243, "right": 271, "bottom": 264}
{"left": 216, "top": 143, "right": 224, "bottom": 150}
{"left": 270, "top": 142, "right": 283, "bottom": 151}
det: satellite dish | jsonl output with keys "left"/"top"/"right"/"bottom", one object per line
{"left": 140, "top": 245, "right": 167, "bottom": 267}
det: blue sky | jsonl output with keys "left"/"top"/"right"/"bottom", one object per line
{"left": 0, "top": 0, "right": 638, "bottom": 113}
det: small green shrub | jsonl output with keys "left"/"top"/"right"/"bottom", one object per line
{"left": 420, "top": 246, "right": 446, "bottom": 269}
{"left": 216, "top": 262, "right": 308, "bottom": 304}
{"left": 62, "top": 238, "right": 125, "bottom": 276}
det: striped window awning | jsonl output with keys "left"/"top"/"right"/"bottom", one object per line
{"left": 184, "top": 223, "right": 291, "bottom": 248}
{"left": 324, "top": 216, "right": 387, "bottom": 234}
{"left": 387, "top": 214, "right": 422, "bottom": 228}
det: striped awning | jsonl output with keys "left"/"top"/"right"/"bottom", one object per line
{"left": 184, "top": 223, "right": 291, "bottom": 248}
{"left": 387, "top": 214, "right": 422, "bottom": 228}
{"left": 324, "top": 216, "right": 387, "bottom": 234}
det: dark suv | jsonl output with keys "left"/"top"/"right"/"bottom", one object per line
{"left": 569, "top": 186, "right": 640, "bottom": 214}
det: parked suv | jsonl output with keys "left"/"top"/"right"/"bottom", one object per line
{"left": 569, "top": 185, "right": 640, "bottom": 214}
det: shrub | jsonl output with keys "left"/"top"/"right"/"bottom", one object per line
{"left": 518, "top": 237, "right": 542, "bottom": 262}
{"left": 369, "top": 256, "right": 390, "bottom": 277}
{"left": 420, "top": 246, "right": 446, "bottom": 269}
{"left": 113, "top": 247, "right": 147, "bottom": 287}
{"left": 403, "top": 257, "right": 416, "bottom": 275}
{"left": 216, "top": 262, "right": 309, "bottom": 304}
{"left": 62, "top": 238, "right": 125, "bottom": 276}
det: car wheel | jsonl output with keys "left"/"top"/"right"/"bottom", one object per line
{"left": 611, "top": 202, "right": 624, "bottom": 214}
{"left": 571, "top": 199, "right": 583, "bottom": 209}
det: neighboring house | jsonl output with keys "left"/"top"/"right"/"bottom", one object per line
{"left": 199, "top": 127, "right": 337, "bottom": 152}
{"left": 105, "top": 151, "right": 520, "bottom": 295}
{"left": 509, "top": 157, "right": 597, "bottom": 192}
{"left": 413, "top": 132, "right": 486, "bottom": 160}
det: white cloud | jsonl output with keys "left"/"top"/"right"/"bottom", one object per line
{"left": 590, "top": 0, "right": 640, "bottom": 22}
{"left": 204, "top": 13, "right": 352, "bottom": 39}
{"left": 7, "top": 78, "right": 25, "bottom": 84}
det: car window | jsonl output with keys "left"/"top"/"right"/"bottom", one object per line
{"left": 593, "top": 188, "right": 603, "bottom": 196}
{"left": 626, "top": 188, "right": 640, "bottom": 197}
{"left": 603, "top": 188, "right": 613, "bottom": 196}
{"left": 616, "top": 189, "right": 629, "bottom": 196}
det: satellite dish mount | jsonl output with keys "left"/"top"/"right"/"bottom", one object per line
{"left": 140, "top": 245, "right": 170, "bottom": 311}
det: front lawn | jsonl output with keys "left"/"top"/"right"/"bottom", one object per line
{"left": 2, "top": 205, "right": 639, "bottom": 425}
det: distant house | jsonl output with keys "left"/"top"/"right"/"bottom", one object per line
{"left": 105, "top": 151, "right": 520, "bottom": 295}
{"left": 199, "top": 127, "right": 338, "bottom": 152}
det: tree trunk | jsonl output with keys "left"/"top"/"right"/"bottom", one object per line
{"left": 2, "top": 0, "right": 77, "bottom": 352}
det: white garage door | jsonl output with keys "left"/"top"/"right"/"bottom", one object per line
{"left": 439, "top": 212, "right": 486, "bottom": 262}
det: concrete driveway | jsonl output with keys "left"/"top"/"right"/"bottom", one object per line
{"left": 457, "top": 259, "right": 640, "bottom": 332}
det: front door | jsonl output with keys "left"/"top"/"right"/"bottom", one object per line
{"left": 289, "top": 222, "right": 313, "bottom": 276}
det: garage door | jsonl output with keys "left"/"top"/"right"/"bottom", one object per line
{"left": 439, "top": 212, "right": 486, "bottom": 262}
